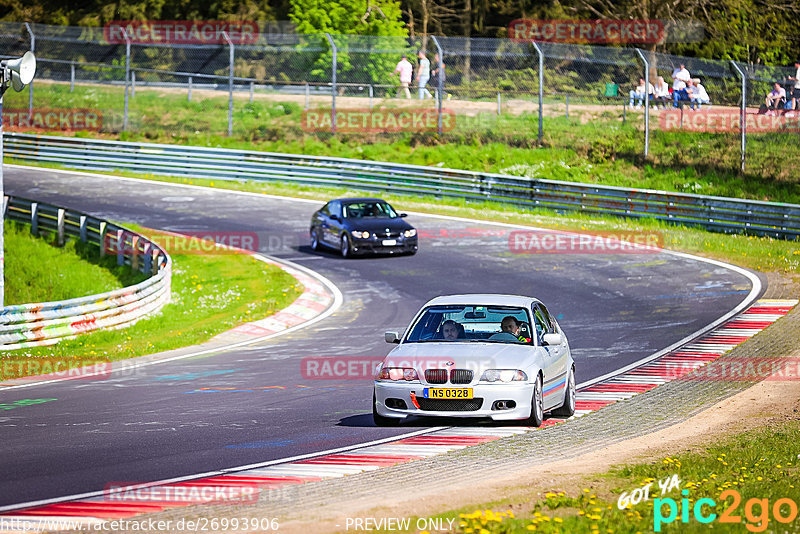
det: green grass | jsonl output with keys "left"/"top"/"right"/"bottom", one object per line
{"left": 427, "top": 422, "right": 800, "bottom": 533}
{"left": 4, "top": 220, "right": 147, "bottom": 305}
{"left": 1, "top": 224, "right": 303, "bottom": 379}
{"left": 6, "top": 82, "right": 800, "bottom": 203}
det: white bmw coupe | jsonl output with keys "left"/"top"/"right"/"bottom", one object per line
{"left": 373, "top": 294, "right": 575, "bottom": 427}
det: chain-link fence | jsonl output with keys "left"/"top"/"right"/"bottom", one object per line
{"left": 0, "top": 21, "right": 798, "bottom": 176}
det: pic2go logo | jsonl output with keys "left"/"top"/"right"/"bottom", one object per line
{"left": 654, "top": 489, "right": 799, "bottom": 532}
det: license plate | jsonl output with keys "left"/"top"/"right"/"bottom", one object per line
{"left": 423, "top": 388, "right": 473, "bottom": 399}
{"left": 382, "top": 239, "right": 397, "bottom": 246}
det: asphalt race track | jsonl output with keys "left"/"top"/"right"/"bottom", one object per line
{"left": 0, "top": 166, "right": 761, "bottom": 508}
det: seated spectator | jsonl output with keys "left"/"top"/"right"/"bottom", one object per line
{"left": 653, "top": 76, "right": 670, "bottom": 108}
{"left": 672, "top": 78, "right": 690, "bottom": 107}
{"left": 629, "top": 78, "right": 654, "bottom": 109}
{"left": 765, "top": 82, "right": 787, "bottom": 115}
{"left": 689, "top": 78, "right": 711, "bottom": 110}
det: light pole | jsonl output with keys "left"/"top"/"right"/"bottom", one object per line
{"left": 0, "top": 51, "right": 36, "bottom": 306}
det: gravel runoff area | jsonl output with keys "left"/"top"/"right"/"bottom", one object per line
{"left": 47, "top": 272, "right": 798, "bottom": 534}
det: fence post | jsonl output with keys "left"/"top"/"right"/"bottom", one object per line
{"left": 369, "top": 85, "right": 373, "bottom": 110}
{"left": 249, "top": 81, "right": 254, "bottom": 103}
{"left": 57, "top": 208, "right": 65, "bottom": 246}
{"left": 730, "top": 61, "right": 747, "bottom": 172}
{"left": 531, "top": 42, "right": 544, "bottom": 143}
{"left": 31, "top": 202, "right": 38, "bottom": 235}
{"left": 70, "top": 62, "right": 75, "bottom": 92}
{"left": 222, "top": 31, "right": 234, "bottom": 136}
{"left": 188, "top": 76, "right": 192, "bottom": 102}
{"left": 99, "top": 221, "right": 107, "bottom": 256}
{"left": 325, "top": 33, "right": 337, "bottom": 133}
{"left": 79, "top": 215, "right": 87, "bottom": 242}
{"left": 431, "top": 36, "right": 444, "bottom": 136}
{"left": 635, "top": 48, "right": 650, "bottom": 158}
{"left": 131, "top": 70, "right": 136, "bottom": 98}
{"left": 24, "top": 23, "right": 34, "bottom": 117}
{"left": 497, "top": 92, "right": 501, "bottom": 115}
{"left": 123, "top": 29, "right": 131, "bottom": 131}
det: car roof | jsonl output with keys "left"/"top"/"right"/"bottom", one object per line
{"left": 335, "top": 197, "right": 387, "bottom": 204}
{"left": 422, "top": 294, "right": 541, "bottom": 308}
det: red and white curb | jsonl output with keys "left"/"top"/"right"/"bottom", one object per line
{"left": 0, "top": 298, "right": 795, "bottom": 530}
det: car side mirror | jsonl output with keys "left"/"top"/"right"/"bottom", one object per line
{"left": 385, "top": 331, "right": 401, "bottom": 344}
{"left": 543, "top": 333, "right": 562, "bottom": 346}
{"left": 399, "top": 213, "right": 408, "bottom": 218}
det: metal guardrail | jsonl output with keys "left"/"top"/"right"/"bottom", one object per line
{"left": 1, "top": 195, "right": 171, "bottom": 350}
{"left": 5, "top": 133, "right": 800, "bottom": 239}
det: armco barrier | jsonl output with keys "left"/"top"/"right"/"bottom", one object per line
{"left": 5, "top": 133, "right": 800, "bottom": 239}
{"left": 1, "top": 196, "right": 171, "bottom": 350}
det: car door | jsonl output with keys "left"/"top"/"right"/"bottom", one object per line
{"left": 532, "top": 304, "right": 570, "bottom": 410}
{"left": 322, "top": 201, "right": 342, "bottom": 245}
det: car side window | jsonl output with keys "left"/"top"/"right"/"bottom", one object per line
{"left": 319, "top": 203, "right": 331, "bottom": 217}
{"left": 532, "top": 306, "right": 553, "bottom": 343}
{"left": 538, "top": 303, "right": 558, "bottom": 333}
{"left": 329, "top": 201, "right": 341, "bottom": 219}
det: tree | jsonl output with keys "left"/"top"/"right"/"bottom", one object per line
{"left": 289, "top": 0, "right": 408, "bottom": 85}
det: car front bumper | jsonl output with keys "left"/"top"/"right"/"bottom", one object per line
{"left": 351, "top": 237, "right": 418, "bottom": 255}
{"left": 374, "top": 381, "right": 535, "bottom": 421}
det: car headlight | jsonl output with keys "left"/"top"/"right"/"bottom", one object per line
{"left": 480, "top": 369, "right": 527, "bottom": 382}
{"left": 351, "top": 230, "right": 371, "bottom": 239}
{"left": 403, "top": 229, "right": 417, "bottom": 238}
{"left": 377, "top": 367, "right": 419, "bottom": 381}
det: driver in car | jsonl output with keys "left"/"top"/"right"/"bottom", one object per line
{"left": 501, "top": 316, "right": 532, "bottom": 343}
{"left": 441, "top": 319, "right": 461, "bottom": 341}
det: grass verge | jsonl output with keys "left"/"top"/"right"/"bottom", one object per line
{"left": 4, "top": 220, "right": 147, "bottom": 305}
{"left": 4, "top": 82, "right": 799, "bottom": 203}
{"left": 422, "top": 421, "right": 800, "bottom": 533}
{"left": 1, "top": 223, "right": 303, "bottom": 379}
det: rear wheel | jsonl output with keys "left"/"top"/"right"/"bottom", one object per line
{"left": 524, "top": 374, "right": 544, "bottom": 427}
{"left": 373, "top": 391, "right": 399, "bottom": 427}
{"left": 340, "top": 234, "right": 352, "bottom": 258}
{"left": 552, "top": 367, "right": 576, "bottom": 417}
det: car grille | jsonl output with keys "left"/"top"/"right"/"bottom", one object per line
{"left": 417, "top": 398, "right": 484, "bottom": 411}
{"left": 378, "top": 231, "right": 402, "bottom": 239}
{"left": 425, "top": 369, "right": 448, "bottom": 384}
{"left": 450, "top": 369, "right": 473, "bottom": 384}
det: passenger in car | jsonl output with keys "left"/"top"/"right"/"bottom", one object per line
{"left": 501, "top": 316, "right": 532, "bottom": 343}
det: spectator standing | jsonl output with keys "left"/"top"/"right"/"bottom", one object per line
{"left": 689, "top": 78, "right": 710, "bottom": 110}
{"left": 417, "top": 50, "right": 433, "bottom": 99}
{"left": 431, "top": 53, "right": 447, "bottom": 101}
{"left": 765, "top": 82, "right": 787, "bottom": 115}
{"left": 788, "top": 61, "right": 800, "bottom": 114}
{"left": 391, "top": 54, "right": 413, "bottom": 99}
{"left": 672, "top": 64, "right": 691, "bottom": 87}
{"left": 653, "top": 76, "right": 670, "bottom": 108}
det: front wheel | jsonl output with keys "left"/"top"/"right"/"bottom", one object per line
{"left": 310, "top": 228, "right": 321, "bottom": 251}
{"left": 373, "top": 392, "right": 399, "bottom": 427}
{"left": 340, "top": 234, "right": 353, "bottom": 258}
{"left": 552, "top": 367, "right": 576, "bottom": 417}
{"left": 523, "top": 374, "right": 544, "bottom": 427}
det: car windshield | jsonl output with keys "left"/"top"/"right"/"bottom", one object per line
{"left": 404, "top": 305, "right": 533, "bottom": 345}
{"left": 343, "top": 202, "right": 398, "bottom": 219}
